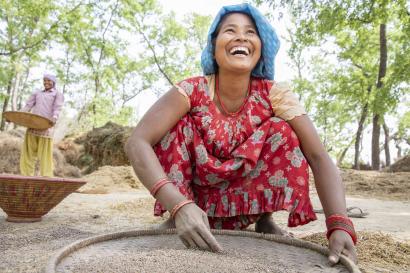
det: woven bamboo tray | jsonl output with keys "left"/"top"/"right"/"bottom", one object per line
{"left": 3, "top": 111, "right": 53, "bottom": 130}
{"left": 0, "top": 174, "right": 86, "bottom": 222}
{"left": 46, "top": 229, "right": 361, "bottom": 273}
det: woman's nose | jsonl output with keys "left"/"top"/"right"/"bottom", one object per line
{"left": 235, "top": 31, "right": 248, "bottom": 42}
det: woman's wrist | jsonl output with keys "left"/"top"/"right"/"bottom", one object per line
{"left": 170, "top": 200, "right": 195, "bottom": 219}
{"left": 154, "top": 183, "right": 188, "bottom": 212}
{"left": 149, "top": 177, "right": 172, "bottom": 197}
{"left": 326, "top": 214, "right": 357, "bottom": 245}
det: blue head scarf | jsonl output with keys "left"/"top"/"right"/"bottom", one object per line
{"left": 201, "top": 3, "right": 280, "bottom": 80}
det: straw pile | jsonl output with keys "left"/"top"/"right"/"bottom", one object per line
{"left": 340, "top": 169, "right": 410, "bottom": 201}
{"left": 387, "top": 155, "right": 410, "bottom": 172}
{"left": 0, "top": 131, "right": 80, "bottom": 177}
{"left": 81, "top": 122, "right": 132, "bottom": 174}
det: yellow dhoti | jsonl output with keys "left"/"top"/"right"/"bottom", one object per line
{"left": 20, "top": 132, "right": 53, "bottom": 177}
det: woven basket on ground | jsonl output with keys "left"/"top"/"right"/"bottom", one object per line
{"left": 3, "top": 111, "right": 53, "bottom": 130}
{"left": 46, "top": 229, "right": 361, "bottom": 273}
{"left": 0, "top": 174, "right": 86, "bottom": 222}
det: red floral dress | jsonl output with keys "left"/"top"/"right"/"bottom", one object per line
{"left": 153, "top": 75, "right": 317, "bottom": 229}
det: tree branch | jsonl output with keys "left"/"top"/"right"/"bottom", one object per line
{"left": 135, "top": 22, "right": 173, "bottom": 86}
{"left": 0, "top": 2, "right": 85, "bottom": 56}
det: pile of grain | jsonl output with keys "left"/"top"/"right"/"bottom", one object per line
{"left": 79, "top": 166, "right": 142, "bottom": 194}
{"left": 303, "top": 231, "right": 410, "bottom": 272}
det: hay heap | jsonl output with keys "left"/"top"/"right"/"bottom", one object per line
{"left": 0, "top": 130, "right": 81, "bottom": 177}
{"left": 340, "top": 169, "right": 410, "bottom": 201}
{"left": 303, "top": 231, "right": 410, "bottom": 272}
{"left": 57, "top": 135, "right": 85, "bottom": 167}
{"left": 65, "top": 122, "right": 132, "bottom": 174}
{"left": 387, "top": 155, "right": 410, "bottom": 172}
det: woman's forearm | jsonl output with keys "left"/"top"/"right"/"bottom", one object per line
{"left": 125, "top": 137, "right": 187, "bottom": 211}
{"left": 288, "top": 116, "right": 348, "bottom": 218}
{"left": 309, "top": 154, "right": 347, "bottom": 217}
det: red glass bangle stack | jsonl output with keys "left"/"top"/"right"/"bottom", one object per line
{"left": 150, "top": 178, "right": 195, "bottom": 219}
{"left": 150, "top": 177, "right": 172, "bottom": 197}
{"left": 170, "top": 200, "right": 195, "bottom": 219}
{"left": 326, "top": 214, "right": 357, "bottom": 245}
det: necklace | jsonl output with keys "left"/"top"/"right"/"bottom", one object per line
{"left": 215, "top": 75, "right": 251, "bottom": 117}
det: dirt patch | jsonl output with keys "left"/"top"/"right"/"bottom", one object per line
{"left": 0, "top": 131, "right": 80, "bottom": 177}
{"left": 303, "top": 231, "right": 410, "bottom": 272}
{"left": 79, "top": 166, "right": 142, "bottom": 194}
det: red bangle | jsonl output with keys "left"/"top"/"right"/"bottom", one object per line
{"left": 326, "top": 214, "right": 357, "bottom": 245}
{"left": 150, "top": 178, "right": 172, "bottom": 197}
{"left": 170, "top": 200, "right": 195, "bottom": 219}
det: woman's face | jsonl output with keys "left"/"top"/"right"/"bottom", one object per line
{"left": 43, "top": 78, "right": 54, "bottom": 90}
{"left": 214, "top": 13, "right": 261, "bottom": 75}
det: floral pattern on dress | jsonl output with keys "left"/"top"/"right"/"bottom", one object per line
{"left": 286, "top": 147, "right": 305, "bottom": 168}
{"left": 267, "top": 132, "right": 287, "bottom": 153}
{"left": 268, "top": 170, "right": 288, "bottom": 187}
{"left": 195, "top": 144, "right": 208, "bottom": 165}
{"left": 160, "top": 131, "right": 176, "bottom": 150}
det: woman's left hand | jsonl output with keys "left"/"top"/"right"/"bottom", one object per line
{"left": 328, "top": 229, "right": 357, "bottom": 264}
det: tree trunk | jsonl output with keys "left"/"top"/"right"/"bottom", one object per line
{"left": 354, "top": 99, "right": 369, "bottom": 169}
{"left": 337, "top": 137, "right": 354, "bottom": 167}
{"left": 11, "top": 70, "right": 22, "bottom": 111}
{"left": 371, "top": 23, "right": 387, "bottom": 170}
{"left": 0, "top": 79, "right": 13, "bottom": 131}
{"left": 383, "top": 122, "right": 391, "bottom": 166}
{"left": 372, "top": 114, "right": 381, "bottom": 170}
{"left": 92, "top": 75, "right": 100, "bottom": 128}
{"left": 395, "top": 141, "right": 402, "bottom": 158}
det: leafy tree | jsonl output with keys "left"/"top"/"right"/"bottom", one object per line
{"left": 255, "top": 0, "right": 410, "bottom": 168}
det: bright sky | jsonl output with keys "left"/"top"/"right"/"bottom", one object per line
{"left": 135, "top": 1, "right": 294, "bottom": 118}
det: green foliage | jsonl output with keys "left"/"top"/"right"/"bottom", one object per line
{"left": 255, "top": 0, "right": 410, "bottom": 163}
{"left": 398, "top": 110, "right": 410, "bottom": 143}
{"left": 0, "top": 0, "right": 209, "bottom": 135}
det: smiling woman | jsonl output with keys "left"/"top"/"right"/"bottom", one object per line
{"left": 125, "top": 3, "right": 358, "bottom": 267}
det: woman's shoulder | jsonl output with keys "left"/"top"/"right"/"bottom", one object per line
{"left": 176, "top": 75, "right": 211, "bottom": 97}
{"left": 255, "top": 78, "right": 291, "bottom": 91}
{"left": 176, "top": 75, "right": 209, "bottom": 86}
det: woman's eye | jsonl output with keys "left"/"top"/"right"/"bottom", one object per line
{"left": 225, "top": 28, "right": 234, "bottom": 33}
{"left": 247, "top": 29, "right": 256, "bottom": 34}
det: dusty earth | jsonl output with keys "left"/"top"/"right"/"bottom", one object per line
{"left": 0, "top": 166, "right": 409, "bottom": 273}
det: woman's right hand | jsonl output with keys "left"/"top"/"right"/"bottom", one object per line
{"left": 174, "top": 203, "right": 222, "bottom": 252}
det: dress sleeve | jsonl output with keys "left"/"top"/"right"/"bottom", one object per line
{"left": 174, "top": 78, "right": 199, "bottom": 110}
{"left": 21, "top": 91, "right": 37, "bottom": 112}
{"left": 52, "top": 91, "right": 64, "bottom": 120}
{"left": 174, "top": 84, "right": 191, "bottom": 109}
{"left": 268, "top": 82, "right": 306, "bottom": 121}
